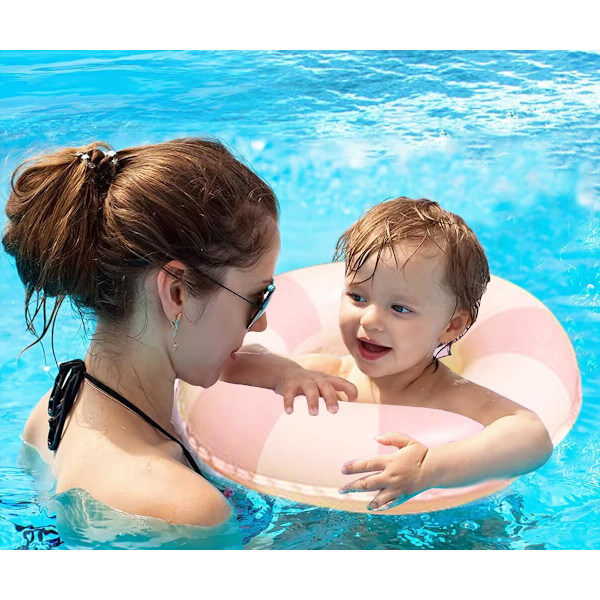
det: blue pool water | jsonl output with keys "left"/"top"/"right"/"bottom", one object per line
{"left": 1, "top": 50, "right": 599, "bottom": 549}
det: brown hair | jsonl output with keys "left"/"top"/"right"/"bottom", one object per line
{"left": 2, "top": 138, "right": 279, "bottom": 361}
{"left": 333, "top": 197, "right": 490, "bottom": 355}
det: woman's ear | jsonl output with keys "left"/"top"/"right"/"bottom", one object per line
{"left": 439, "top": 308, "right": 471, "bottom": 345}
{"left": 155, "top": 260, "right": 189, "bottom": 322}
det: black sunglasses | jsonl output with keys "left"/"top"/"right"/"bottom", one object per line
{"left": 129, "top": 258, "right": 275, "bottom": 329}
{"left": 202, "top": 273, "right": 276, "bottom": 329}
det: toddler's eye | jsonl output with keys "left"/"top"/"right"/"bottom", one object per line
{"left": 348, "top": 293, "right": 366, "bottom": 303}
{"left": 392, "top": 305, "right": 410, "bottom": 314}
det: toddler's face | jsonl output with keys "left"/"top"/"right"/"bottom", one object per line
{"left": 339, "top": 241, "right": 458, "bottom": 379}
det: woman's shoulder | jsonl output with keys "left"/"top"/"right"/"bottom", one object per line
{"left": 22, "top": 391, "right": 54, "bottom": 462}
{"left": 59, "top": 447, "right": 232, "bottom": 527}
{"left": 26, "top": 390, "right": 231, "bottom": 527}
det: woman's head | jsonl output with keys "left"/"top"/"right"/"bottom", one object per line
{"left": 2, "top": 138, "right": 280, "bottom": 385}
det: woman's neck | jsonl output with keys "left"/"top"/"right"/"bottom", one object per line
{"left": 84, "top": 328, "right": 178, "bottom": 437}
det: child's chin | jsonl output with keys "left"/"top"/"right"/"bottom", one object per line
{"left": 354, "top": 354, "right": 394, "bottom": 374}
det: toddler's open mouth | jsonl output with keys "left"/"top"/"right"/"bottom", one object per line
{"left": 357, "top": 338, "right": 392, "bottom": 360}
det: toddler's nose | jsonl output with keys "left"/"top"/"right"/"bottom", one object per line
{"left": 360, "top": 304, "right": 384, "bottom": 331}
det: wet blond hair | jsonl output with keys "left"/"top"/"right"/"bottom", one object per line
{"left": 333, "top": 197, "right": 490, "bottom": 354}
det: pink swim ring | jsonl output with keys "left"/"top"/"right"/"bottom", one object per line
{"left": 176, "top": 262, "right": 581, "bottom": 515}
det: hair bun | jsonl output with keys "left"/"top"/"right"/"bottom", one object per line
{"left": 2, "top": 142, "right": 118, "bottom": 299}
{"left": 77, "top": 147, "right": 120, "bottom": 195}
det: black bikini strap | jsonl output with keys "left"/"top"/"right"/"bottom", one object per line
{"left": 48, "top": 359, "right": 86, "bottom": 451}
{"left": 48, "top": 359, "right": 202, "bottom": 475}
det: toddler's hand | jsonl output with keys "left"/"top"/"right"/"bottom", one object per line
{"left": 274, "top": 366, "right": 358, "bottom": 415}
{"left": 339, "top": 432, "right": 431, "bottom": 511}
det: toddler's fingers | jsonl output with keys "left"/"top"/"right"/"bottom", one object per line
{"left": 375, "top": 432, "right": 415, "bottom": 448}
{"left": 283, "top": 389, "right": 295, "bottom": 414}
{"left": 320, "top": 383, "right": 339, "bottom": 414}
{"left": 338, "top": 473, "right": 384, "bottom": 494}
{"left": 369, "top": 492, "right": 420, "bottom": 512}
{"left": 341, "top": 455, "right": 387, "bottom": 475}
{"left": 331, "top": 377, "right": 358, "bottom": 401}
{"left": 302, "top": 380, "right": 320, "bottom": 416}
{"left": 366, "top": 490, "right": 398, "bottom": 511}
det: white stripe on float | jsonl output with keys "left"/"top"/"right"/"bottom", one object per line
{"left": 256, "top": 401, "right": 381, "bottom": 492}
{"left": 284, "top": 262, "right": 346, "bottom": 331}
{"left": 474, "top": 276, "right": 546, "bottom": 327}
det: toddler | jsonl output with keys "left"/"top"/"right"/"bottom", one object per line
{"left": 222, "top": 197, "right": 553, "bottom": 511}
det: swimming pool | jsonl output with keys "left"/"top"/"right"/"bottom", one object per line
{"left": 1, "top": 50, "right": 598, "bottom": 549}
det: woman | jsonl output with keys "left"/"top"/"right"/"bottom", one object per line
{"left": 3, "top": 138, "right": 352, "bottom": 527}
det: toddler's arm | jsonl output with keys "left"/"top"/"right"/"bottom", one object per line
{"left": 220, "top": 344, "right": 357, "bottom": 414}
{"left": 340, "top": 384, "right": 553, "bottom": 510}
{"left": 421, "top": 389, "right": 553, "bottom": 487}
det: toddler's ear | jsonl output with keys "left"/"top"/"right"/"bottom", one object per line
{"left": 440, "top": 309, "right": 471, "bottom": 344}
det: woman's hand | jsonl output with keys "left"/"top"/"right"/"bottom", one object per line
{"left": 339, "top": 433, "right": 432, "bottom": 511}
{"left": 274, "top": 365, "right": 358, "bottom": 415}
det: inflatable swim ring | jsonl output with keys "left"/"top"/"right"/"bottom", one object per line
{"left": 175, "top": 262, "right": 581, "bottom": 515}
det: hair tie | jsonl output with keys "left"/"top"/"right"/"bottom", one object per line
{"left": 104, "top": 150, "right": 119, "bottom": 166}
{"left": 75, "top": 149, "right": 119, "bottom": 169}
{"left": 75, "top": 151, "right": 94, "bottom": 168}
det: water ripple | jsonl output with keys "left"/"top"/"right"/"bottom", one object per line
{"left": 1, "top": 50, "right": 598, "bottom": 548}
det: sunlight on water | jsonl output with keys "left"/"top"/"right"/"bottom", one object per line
{"left": 1, "top": 50, "right": 599, "bottom": 548}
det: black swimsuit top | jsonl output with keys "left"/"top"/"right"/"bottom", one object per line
{"left": 48, "top": 359, "right": 202, "bottom": 476}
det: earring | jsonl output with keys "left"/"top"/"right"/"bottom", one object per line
{"left": 171, "top": 312, "right": 183, "bottom": 350}
{"left": 433, "top": 341, "right": 452, "bottom": 359}
{"left": 434, "top": 325, "right": 472, "bottom": 360}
